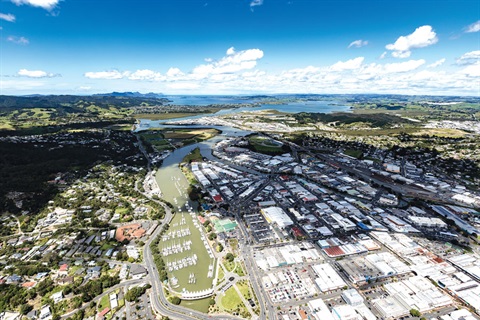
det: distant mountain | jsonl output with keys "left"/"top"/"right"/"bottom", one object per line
{"left": 94, "top": 92, "right": 164, "bottom": 98}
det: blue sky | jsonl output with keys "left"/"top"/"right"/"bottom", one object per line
{"left": 0, "top": 0, "right": 479, "bottom": 95}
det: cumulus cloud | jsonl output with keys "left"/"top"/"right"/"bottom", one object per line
{"left": 17, "top": 69, "right": 59, "bottom": 78}
{"left": 166, "top": 67, "right": 184, "bottom": 77}
{"left": 427, "top": 58, "right": 446, "bottom": 68}
{"left": 191, "top": 48, "right": 264, "bottom": 78}
{"left": 128, "top": 69, "right": 164, "bottom": 81}
{"left": 379, "top": 52, "right": 387, "bottom": 59}
{"left": 348, "top": 40, "right": 368, "bottom": 48}
{"left": 386, "top": 25, "right": 438, "bottom": 58}
{"left": 457, "top": 50, "right": 480, "bottom": 65}
{"left": 0, "top": 13, "right": 16, "bottom": 22}
{"left": 330, "top": 57, "right": 364, "bottom": 71}
{"left": 11, "top": 0, "right": 59, "bottom": 10}
{"left": 84, "top": 70, "right": 129, "bottom": 80}
{"left": 250, "top": 0, "right": 263, "bottom": 8}
{"left": 465, "top": 20, "right": 480, "bottom": 33}
{"left": 459, "top": 62, "right": 480, "bottom": 77}
{"left": 383, "top": 59, "right": 425, "bottom": 73}
{"left": 7, "top": 36, "right": 29, "bottom": 45}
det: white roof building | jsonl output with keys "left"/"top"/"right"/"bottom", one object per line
{"left": 308, "top": 298, "right": 335, "bottom": 320}
{"left": 312, "top": 263, "right": 346, "bottom": 292}
{"left": 261, "top": 207, "right": 293, "bottom": 228}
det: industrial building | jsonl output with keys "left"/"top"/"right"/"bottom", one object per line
{"left": 312, "top": 263, "right": 346, "bottom": 292}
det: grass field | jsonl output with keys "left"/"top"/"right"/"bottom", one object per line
{"left": 221, "top": 287, "right": 243, "bottom": 310}
{"left": 236, "top": 281, "right": 252, "bottom": 300}
{"left": 248, "top": 135, "right": 286, "bottom": 155}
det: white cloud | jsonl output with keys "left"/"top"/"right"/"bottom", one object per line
{"left": 459, "top": 62, "right": 480, "bottom": 77}
{"left": 0, "top": 13, "right": 15, "bottom": 22}
{"left": 250, "top": 0, "right": 263, "bottom": 8}
{"left": 391, "top": 51, "right": 411, "bottom": 58}
{"left": 7, "top": 36, "right": 29, "bottom": 45}
{"left": 386, "top": 25, "right": 438, "bottom": 58}
{"left": 84, "top": 70, "right": 129, "bottom": 80}
{"left": 166, "top": 67, "right": 184, "bottom": 77}
{"left": 383, "top": 59, "right": 425, "bottom": 73}
{"left": 379, "top": 52, "right": 387, "bottom": 59}
{"left": 11, "top": 0, "right": 59, "bottom": 10}
{"left": 348, "top": 40, "right": 368, "bottom": 48}
{"left": 330, "top": 57, "right": 364, "bottom": 71}
{"left": 128, "top": 69, "right": 164, "bottom": 81}
{"left": 427, "top": 58, "right": 446, "bottom": 68}
{"left": 191, "top": 48, "right": 264, "bottom": 78}
{"left": 226, "top": 47, "right": 236, "bottom": 55}
{"left": 77, "top": 86, "right": 92, "bottom": 91}
{"left": 465, "top": 20, "right": 480, "bottom": 33}
{"left": 457, "top": 50, "right": 480, "bottom": 65}
{"left": 18, "top": 69, "right": 59, "bottom": 78}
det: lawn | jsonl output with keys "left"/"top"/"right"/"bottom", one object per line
{"left": 236, "top": 281, "right": 252, "bottom": 300}
{"left": 223, "top": 260, "right": 236, "bottom": 272}
{"left": 98, "top": 294, "right": 110, "bottom": 312}
{"left": 233, "top": 263, "right": 245, "bottom": 277}
{"left": 221, "top": 287, "right": 243, "bottom": 311}
{"left": 217, "top": 266, "right": 225, "bottom": 284}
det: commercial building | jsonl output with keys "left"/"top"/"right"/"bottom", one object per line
{"left": 312, "top": 263, "right": 346, "bottom": 292}
{"left": 261, "top": 207, "right": 293, "bottom": 228}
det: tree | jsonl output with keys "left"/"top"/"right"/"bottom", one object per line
{"left": 225, "top": 253, "right": 235, "bottom": 262}
{"left": 20, "top": 304, "right": 33, "bottom": 315}
{"left": 208, "top": 233, "right": 217, "bottom": 241}
{"left": 170, "top": 296, "right": 181, "bottom": 305}
{"left": 410, "top": 309, "right": 421, "bottom": 317}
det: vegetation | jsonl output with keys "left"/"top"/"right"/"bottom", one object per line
{"left": 182, "top": 147, "right": 204, "bottom": 164}
{"left": 246, "top": 134, "right": 290, "bottom": 155}
{"left": 125, "top": 285, "right": 151, "bottom": 302}
{"left": 410, "top": 309, "right": 421, "bottom": 317}
{"left": 170, "top": 296, "right": 182, "bottom": 305}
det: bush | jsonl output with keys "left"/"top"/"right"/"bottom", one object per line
{"left": 410, "top": 309, "right": 421, "bottom": 317}
{"left": 170, "top": 296, "right": 181, "bottom": 305}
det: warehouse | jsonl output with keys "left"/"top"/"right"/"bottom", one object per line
{"left": 312, "top": 263, "right": 346, "bottom": 292}
{"left": 261, "top": 206, "right": 293, "bottom": 228}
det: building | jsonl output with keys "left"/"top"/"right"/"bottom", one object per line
{"left": 342, "top": 289, "right": 363, "bottom": 306}
{"left": 261, "top": 207, "right": 293, "bottom": 228}
{"left": 312, "top": 263, "right": 346, "bottom": 292}
{"left": 308, "top": 299, "right": 335, "bottom": 320}
{"left": 331, "top": 305, "right": 360, "bottom": 320}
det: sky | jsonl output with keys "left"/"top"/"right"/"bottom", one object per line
{"left": 0, "top": 0, "right": 479, "bottom": 96}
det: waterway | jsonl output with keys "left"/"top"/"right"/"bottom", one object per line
{"left": 152, "top": 124, "right": 252, "bottom": 312}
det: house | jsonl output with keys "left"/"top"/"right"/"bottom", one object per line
{"left": 130, "top": 265, "right": 147, "bottom": 280}
{"left": 97, "top": 307, "right": 110, "bottom": 320}
{"left": 0, "top": 311, "right": 21, "bottom": 320}
{"left": 39, "top": 305, "right": 52, "bottom": 320}
{"left": 87, "top": 266, "right": 102, "bottom": 279}
{"left": 21, "top": 281, "right": 37, "bottom": 289}
{"left": 58, "top": 276, "right": 74, "bottom": 285}
{"left": 58, "top": 263, "right": 69, "bottom": 275}
{"left": 25, "top": 310, "right": 37, "bottom": 320}
{"left": 51, "top": 291, "right": 63, "bottom": 303}
{"left": 6, "top": 275, "right": 22, "bottom": 284}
